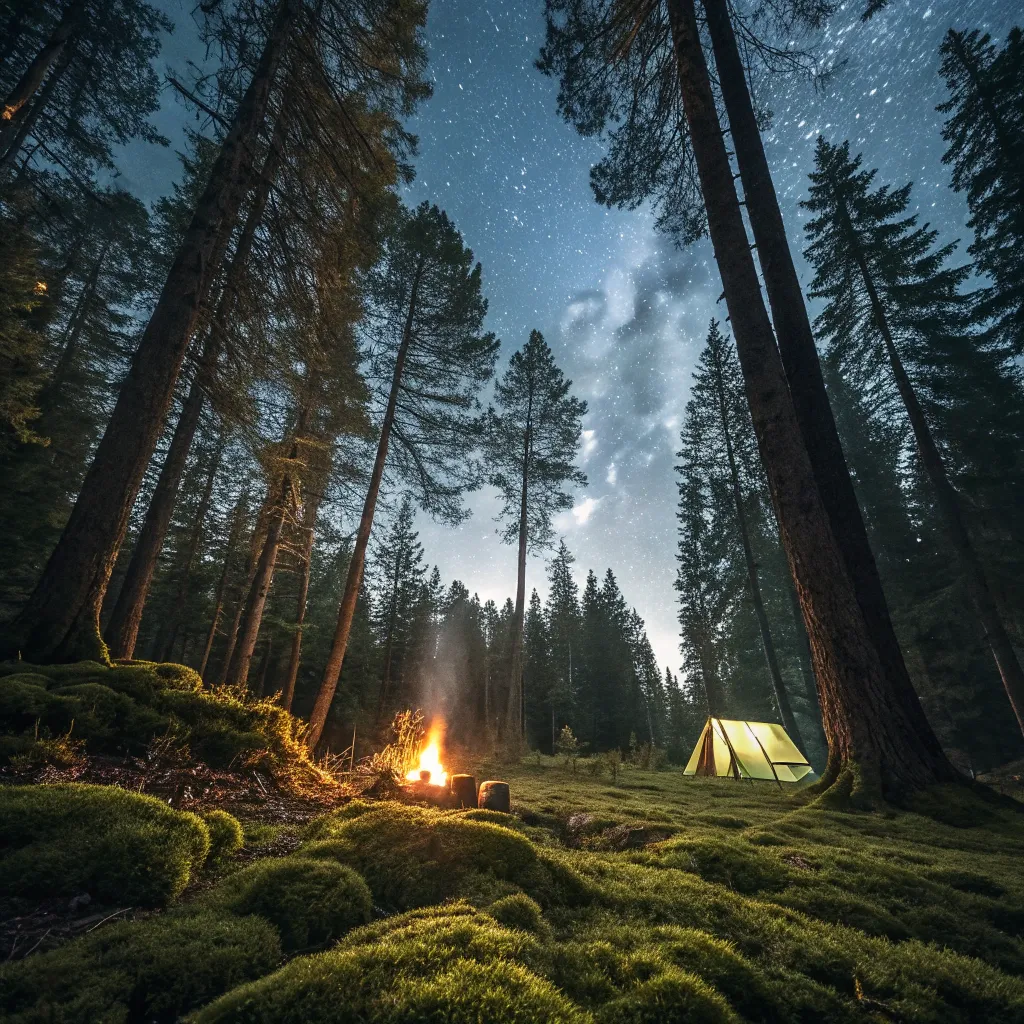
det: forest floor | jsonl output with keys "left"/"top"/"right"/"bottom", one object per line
{"left": 4, "top": 662, "right": 1024, "bottom": 1022}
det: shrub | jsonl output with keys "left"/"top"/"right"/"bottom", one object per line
{"left": 301, "top": 803, "right": 540, "bottom": 911}
{"left": 204, "top": 809, "right": 245, "bottom": 862}
{"left": 0, "top": 911, "right": 281, "bottom": 1024}
{"left": 203, "top": 857, "right": 372, "bottom": 952}
{"left": 0, "top": 783, "right": 209, "bottom": 906}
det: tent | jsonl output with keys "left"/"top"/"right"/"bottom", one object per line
{"left": 683, "top": 717, "right": 813, "bottom": 784}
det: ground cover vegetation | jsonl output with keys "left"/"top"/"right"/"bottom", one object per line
{"left": 2, "top": 765, "right": 1024, "bottom": 1022}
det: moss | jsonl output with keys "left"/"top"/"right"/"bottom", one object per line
{"left": 204, "top": 809, "right": 245, "bottom": 863}
{"left": 462, "top": 807, "right": 523, "bottom": 827}
{"left": 302, "top": 803, "right": 542, "bottom": 911}
{"left": 596, "top": 970, "right": 738, "bottom": 1024}
{"left": 488, "top": 893, "right": 548, "bottom": 934}
{"left": 0, "top": 911, "right": 281, "bottom": 1024}
{"left": 0, "top": 671, "right": 52, "bottom": 688}
{"left": 202, "top": 857, "right": 372, "bottom": 952}
{"left": 659, "top": 837, "right": 790, "bottom": 894}
{"left": 0, "top": 782, "right": 209, "bottom": 906}
{"left": 192, "top": 906, "right": 556, "bottom": 1023}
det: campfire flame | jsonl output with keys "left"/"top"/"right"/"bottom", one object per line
{"left": 406, "top": 727, "right": 447, "bottom": 787}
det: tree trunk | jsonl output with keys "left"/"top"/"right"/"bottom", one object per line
{"left": 281, "top": 487, "right": 322, "bottom": 712}
{"left": 307, "top": 259, "right": 426, "bottom": 748}
{"left": 223, "top": 414, "right": 307, "bottom": 691}
{"left": 701, "top": 0, "right": 926, "bottom": 724}
{"left": 666, "top": 0, "right": 954, "bottom": 801}
{"left": 157, "top": 438, "right": 222, "bottom": 663}
{"left": 0, "top": 0, "right": 297, "bottom": 665}
{"left": 504, "top": 419, "right": 531, "bottom": 745}
{"left": 841, "top": 203, "right": 1024, "bottom": 737}
{"left": 0, "top": 0, "right": 81, "bottom": 126}
{"left": 0, "top": 46, "right": 71, "bottom": 169}
{"left": 709, "top": 341, "right": 805, "bottom": 751}
{"left": 199, "top": 486, "right": 248, "bottom": 680}
{"left": 43, "top": 237, "right": 109, "bottom": 400}
{"left": 103, "top": 104, "right": 288, "bottom": 661}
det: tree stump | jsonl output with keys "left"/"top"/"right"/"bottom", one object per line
{"left": 450, "top": 773, "right": 477, "bottom": 808}
{"left": 477, "top": 780, "right": 510, "bottom": 813}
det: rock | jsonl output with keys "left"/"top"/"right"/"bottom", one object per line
{"left": 450, "top": 774, "right": 477, "bottom": 808}
{"left": 477, "top": 780, "right": 510, "bottom": 813}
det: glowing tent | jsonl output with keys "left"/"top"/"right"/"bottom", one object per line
{"left": 683, "top": 718, "right": 813, "bottom": 784}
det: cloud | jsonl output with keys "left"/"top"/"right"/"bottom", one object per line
{"left": 572, "top": 497, "right": 599, "bottom": 525}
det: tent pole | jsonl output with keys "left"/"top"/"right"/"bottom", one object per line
{"left": 713, "top": 718, "right": 744, "bottom": 781}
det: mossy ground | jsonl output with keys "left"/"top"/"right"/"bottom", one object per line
{"left": 3, "top": 692, "right": 1024, "bottom": 1022}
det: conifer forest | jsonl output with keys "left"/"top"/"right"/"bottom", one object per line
{"left": 2, "top": 1, "right": 1024, "bottom": 1022}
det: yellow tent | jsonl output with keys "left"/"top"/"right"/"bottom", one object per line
{"left": 683, "top": 717, "right": 813, "bottom": 784}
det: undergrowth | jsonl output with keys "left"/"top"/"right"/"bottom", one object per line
{"left": 2, "top": 673, "right": 1024, "bottom": 1023}
{"left": 0, "top": 659, "right": 334, "bottom": 793}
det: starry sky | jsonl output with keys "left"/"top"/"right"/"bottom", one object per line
{"left": 132, "top": 0, "right": 1016, "bottom": 673}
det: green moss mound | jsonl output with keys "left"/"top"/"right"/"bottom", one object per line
{"left": 192, "top": 905, "right": 560, "bottom": 1023}
{"left": 0, "top": 660, "right": 328, "bottom": 789}
{"left": 0, "top": 911, "right": 281, "bottom": 1024}
{"left": 301, "top": 802, "right": 574, "bottom": 911}
{"left": 0, "top": 782, "right": 209, "bottom": 906}
{"left": 202, "top": 857, "right": 372, "bottom": 952}
{"left": 488, "top": 893, "right": 548, "bottom": 934}
{"left": 204, "top": 809, "right": 245, "bottom": 862}
{"left": 597, "top": 970, "right": 738, "bottom": 1024}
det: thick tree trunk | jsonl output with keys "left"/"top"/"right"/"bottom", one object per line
{"left": 843, "top": 210, "right": 1024, "bottom": 736}
{"left": 504, "top": 422, "right": 531, "bottom": 745}
{"left": 666, "top": 0, "right": 954, "bottom": 801}
{"left": 104, "top": 104, "right": 287, "bottom": 660}
{"left": 199, "top": 487, "right": 248, "bottom": 680}
{"left": 157, "top": 438, "right": 222, "bottom": 663}
{"left": 281, "top": 488, "right": 321, "bottom": 712}
{"left": 710, "top": 342, "right": 805, "bottom": 751}
{"left": 307, "top": 260, "right": 425, "bottom": 747}
{"left": 0, "top": 1, "right": 80, "bottom": 126}
{"left": 0, "top": 0, "right": 297, "bottom": 664}
{"left": 701, "top": 0, "right": 925, "bottom": 721}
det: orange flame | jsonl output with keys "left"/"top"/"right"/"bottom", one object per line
{"left": 406, "top": 725, "right": 447, "bottom": 787}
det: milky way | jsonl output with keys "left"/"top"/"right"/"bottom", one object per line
{"left": 134, "top": 0, "right": 1016, "bottom": 672}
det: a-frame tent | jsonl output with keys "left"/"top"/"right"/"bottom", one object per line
{"left": 684, "top": 717, "right": 813, "bottom": 784}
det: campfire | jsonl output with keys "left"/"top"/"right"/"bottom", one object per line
{"left": 405, "top": 729, "right": 448, "bottom": 788}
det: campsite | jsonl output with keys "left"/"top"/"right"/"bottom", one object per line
{"left": 3, "top": 0, "right": 1024, "bottom": 1020}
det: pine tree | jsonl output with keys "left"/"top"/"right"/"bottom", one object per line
{"left": 803, "top": 137, "right": 1024, "bottom": 738}
{"left": 484, "top": 330, "right": 587, "bottom": 747}
{"left": 540, "top": 0, "right": 955, "bottom": 800}
{"left": 545, "top": 539, "right": 581, "bottom": 743}
{"left": 308, "top": 203, "right": 499, "bottom": 747}
{"left": 938, "top": 28, "right": 1024, "bottom": 356}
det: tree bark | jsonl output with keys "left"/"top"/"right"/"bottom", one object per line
{"left": 103, "top": 106, "right": 286, "bottom": 661}
{"left": 665, "top": 0, "right": 954, "bottom": 800}
{"left": 0, "top": 0, "right": 81, "bottom": 127}
{"left": 281, "top": 487, "right": 322, "bottom": 712}
{"left": 0, "top": 0, "right": 297, "bottom": 664}
{"left": 709, "top": 339, "right": 805, "bottom": 752}
{"left": 701, "top": 0, "right": 927, "bottom": 725}
{"left": 156, "top": 438, "right": 223, "bottom": 663}
{"left": 223, "top": 414, "right": 308, "bottom": 691}
{"left": 199, "top": 486, "right": 248, "bottom": 680}
{"left": 307, "top": 259, "right": 425, "bottom": 747}
{"left": 504, "top": 412, "right": 532, "bottom": 745}
{"left": 839, "top": 199, "right": 1024, "bottom": 737}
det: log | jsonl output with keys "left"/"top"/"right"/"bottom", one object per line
{"left": 450, "top": 773, "right": 477, "bottom": 808}
{"left": 477, "top": 780, "right": 510, "bottom": 813}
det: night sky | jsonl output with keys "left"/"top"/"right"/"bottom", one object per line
{"left": 133, "top": 0, "right": 1015, "bottom": 673}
